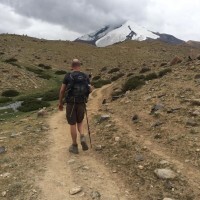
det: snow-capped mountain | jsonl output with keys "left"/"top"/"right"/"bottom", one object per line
{"left": 76, "top": 20, "right": 184, "bottom": 47}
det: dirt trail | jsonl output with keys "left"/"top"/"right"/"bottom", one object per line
{"left": 39, "top": 85, "right": 131, "bottom": 200}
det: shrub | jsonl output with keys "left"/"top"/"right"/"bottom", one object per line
{"left": 158, "top": 68, "right": 172, "bottom": 77}
{"left": 16, "top": 93, "right": 43, "bottom": 101}
{"left": 18, "top": 99, "right": 50, "bottom": 112}
{"left": 127, "top": 73, "right": 134, "bottom": 77}
{"left": 108, "top": 67, "right": 120, "bottom": 74}
{"left": 0, "top": 97, "right": 12, "bottom": 104}
{"left": 4, "top": 58, "right": 18, "bottom": 63}
{"left": 2, "top": 89, "right": 20, "bottom": 97}
{"left": 55, "top": 70, "right": 67, "bottom": 75}
{"left": 92, "top": 75, "right": 101, "bottom": 81}
{"left": 26, "top": 67, "right": 43, "bottom": 74}
{"left": 111, "top": 73, "right": 125, "bottom": 81}
{"left": 140, "top": 66, "right": 151, "bottom": 73}
{"left": 38, "top": 74, "right": 52, "bottom": 80}
{"left": 38, "top": 64, "right": 52, "bottom": 70}
{"left": 92, "top": 79, "right": 111, "bottom": 88}
{"left": 100, "top": 67, "right": 107, "bottom": 72}
{"left": 145, "top": 72, "right": 158, "bottom": 81}
{"left": 42, "top": 89, "right": 59, "bottom": 101}
{"left": 122, "top": 76, "right": 145, "bottom": 92}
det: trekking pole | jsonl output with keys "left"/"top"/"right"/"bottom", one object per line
{"left": 85, "top": 105, "right": 92, "bottom": 148}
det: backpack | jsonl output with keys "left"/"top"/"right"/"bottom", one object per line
{"left": 66, "top": 71, "right": 90, "bottom": 103}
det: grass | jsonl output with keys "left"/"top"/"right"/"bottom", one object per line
{"left": 42, "top": 88, "right": 60, "bottom": 101}
{"left": 108, "top": 67, "right": 120, "bottom": 74}
{"left": 145, "top": 72, "right": 158, "bottom": 81}
{"left": 4, "top": 58, "right": 18, "bottom": 63}
{"left": 38, "top": 63, "right": 52, "bottom": 69}
{"left": 0, "top": 97, "right": 12, "bottom": 104}
{"left": 122, "top": 76, "right": 145, "bottom": 92}
{"left": 2, "top": 89, "right": 20, "bottom": 97}
{"left": 158, "top": 68, "right": 172, "bottom": 77}
{"left": 55, "top": 70, "right": 67, "bottom": 75}
{"left": 92, "top": 75, "right": 101, "bottom": 81}
{"left": 18, "top": 98, "right": 50, "bottom": 112}
{"left": 92, "top": 79, "right": 111, "bottom": 88}
{"left": 26, "top": 66, "right": 43, "bottom": 74}
{"left": 111, "top": 73, "right": 125, "bottom": 81}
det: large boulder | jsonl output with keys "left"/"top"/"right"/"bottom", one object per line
{"left": 170, "top": 56, "right": 182, "bottom": 66}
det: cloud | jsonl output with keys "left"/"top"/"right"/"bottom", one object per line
{"left": 0, "top": 0, "right": 200, "bottom": 41}
{"left": 0, "top": 3, "right": 80, "bottom": 40}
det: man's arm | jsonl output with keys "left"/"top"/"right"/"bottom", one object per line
{"left": 58, "top": 84, "right": 67, "bottom": 111}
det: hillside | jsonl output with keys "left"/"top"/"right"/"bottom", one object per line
{"left": 0, "top": 34, "right": 200, "bottom": 199}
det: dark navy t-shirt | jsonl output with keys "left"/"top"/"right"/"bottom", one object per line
{"left": 63, "top": 71, "right": 90, "bottom": 85}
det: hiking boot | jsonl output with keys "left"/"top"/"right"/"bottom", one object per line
{"left": 69, "top": 144, "right": 79, "bottom": 154}
{"left": 80, "top": 135, "right": 89, "bottom": 151}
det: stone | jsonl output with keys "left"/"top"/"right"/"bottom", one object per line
{"left": 10, "top": 132, "right": 22, "bottom": 138}
{"left": 138, "top": 165, "right": 144, "bottom": 170}
{"left": 163, "top": 198, "right": 173, "bottom": 200}
{"left": 95, "top": 145, "right": 103, "bottom": 151}
{"left": 115, "top": 137, "right": 120, "bottom": 142}
{"left": 140, "top": 66, "right": 151, "bottom": 73}
{"left": 132, "top": 114, "right": 139, "bottom": 122}
{"left": 0, "top": 146, "right": 6, "bottom": 154}
{"left": 154, "top": 169, "right": 176, "bottom": 180}
{"left": 150, "top": 104, "right": 164, "bottom": 114}
{"left": 37, "top": 107, "right": 47, "bottom": 117}
{"left": 135, "top": 154, "right": 144, "bottom": 162}
{"left": 2, "top": 191, "right": 6, "bottom": 197}
{"left": 1, "top": 172, "right": 11, "bottom": 178}
{"left": 69, "top": 186, "right": 82, "bottom": 195}
{"left": 186, "top": 119, "right": 198, "bottom": 127}
{"left": 170, "top": 56, "right": 182, "bottom": 66}
{"left": 68, "top": 159, "right": 75, "bottom": 164}
{"left": 160, "top": 160, "right": 169, "bottom": 165}
{"left": 99, "top": 114, "right": 110, "bottom": 123}
{"left": 190, "top": 99, "right": 200, "bottom": 106}
{"left": 160, "top": 62, "right": 168, "bottom": 67}
{"left": 90, "top": 191, "right": 101, "bottom": 199}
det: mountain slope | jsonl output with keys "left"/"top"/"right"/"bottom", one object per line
{"left": 76, "top": 20, "right": 185, "bottom": 47}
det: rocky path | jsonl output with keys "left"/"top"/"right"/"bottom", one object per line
{"left": 38, "top": 85, "right": 132, "bottom": 200}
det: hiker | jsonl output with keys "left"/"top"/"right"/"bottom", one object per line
{"left": 58, "top": 59, "right": 92, "bottom": 154}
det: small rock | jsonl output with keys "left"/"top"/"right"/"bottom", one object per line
{"left": 99, "top": 114, "right": 110, "bottom": 123}
{"left": 160, "top": 160, "right": 169, "bottom": 165}
{"left": 69, "top": 186, "right": 82, "bottom": 195}
{"left": 0, "top": 146, "right": 6, "bottom": 154}
{"left": 190, "top": 99, "right": 200, "bottom": 106}
{"left": 186, "top": 119, "right": 198, "bottom": 127}
{"left": 68, "top": 159, "right": 75, "bottom": 164}
{"left": 138, "top": 165, "right": 144, "bottom": 170}
{"left": 95, "top": 145, "right": 103, "bottom": 151}
{"left": 1, "top": 172, "right": 11, "bottom": 178}
{"left": 90, "top": 191, "right": 101, "bottom": 199}
{"left": 135, "top": 154, "right": 144, "bottom": 162}
{"left": 132, "top": 114, "right": 139, "bottom": 122}
{"left": 102, "top": 99, "right": 106, "bottom": 104}
{"left": 82, "top": 166, "right": 89, "bottom": 170}
{"left": 140, "top": 66, "right": 151, "bottom": 73}
{"left": 2, "top": 191, "right": 6, "bottom": 197}
{"left": 115, "top": 137, "right": 120, "bottom": 142}
{"left": 105, "top": 124, "right": 112, "bottom": 128}
{"left": 163, "top": 198, "right": 173, "bottom": 200}
{"left": 37, "top": 107, "right": 47, "bottom": 117}
{"left": 150, "top": 104, "right": 164, "bottom": 114}
{"left": 10, "top": 132, "right": 22, "bottom": 138}
{"left": 154, "top": 168, "right": 176, "bottom": 180}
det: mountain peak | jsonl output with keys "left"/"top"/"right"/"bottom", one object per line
{"left": 76, "top": 20, "right": 185, "bottom": 47}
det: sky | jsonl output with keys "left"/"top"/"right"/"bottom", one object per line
{"left": 0, "top": 0, "right": 199, "bottom": 41}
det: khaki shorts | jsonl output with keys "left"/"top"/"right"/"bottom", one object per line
{"left": 66, "top": 103, "right": 86, "bottom": 125}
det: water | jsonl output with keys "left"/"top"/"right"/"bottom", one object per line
{"left": 0, "top": 101, "right": 23, "bottom": 112}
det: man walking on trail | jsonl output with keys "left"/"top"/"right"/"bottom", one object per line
{"left": 58, "top": 59, "right": 92, "bottom": 154}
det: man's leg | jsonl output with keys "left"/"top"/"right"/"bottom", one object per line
{"left": 70, "top": 124, "right": 78, "bottom": 145}
{"left": 77, "top": 121, "right": 84, "bottom": 136}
